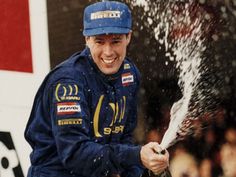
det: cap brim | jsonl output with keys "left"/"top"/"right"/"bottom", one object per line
{"left": 83, "top": 27, "right": 130, "bottom": 36}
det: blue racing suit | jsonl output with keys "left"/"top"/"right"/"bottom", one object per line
{"left": 24, "top": 48, "right": 144, "bottom": 177}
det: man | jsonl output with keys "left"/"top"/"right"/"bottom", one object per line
{"left": 24, "top": 1, "right": 169, "bottom": 177}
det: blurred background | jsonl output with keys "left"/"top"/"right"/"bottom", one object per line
{"left": 1, "top": 0, "right": 236, "bottom": 177}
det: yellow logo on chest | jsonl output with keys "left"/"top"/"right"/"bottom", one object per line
{"left": 93, "top": 95, "right": 126, "bottom": 137}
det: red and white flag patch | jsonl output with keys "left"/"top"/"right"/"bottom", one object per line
{"left": 57, "top": 102, "right": 81, "bottom": 115}
{"left": 122, "top": 73, "right": 134, "bottom": 86}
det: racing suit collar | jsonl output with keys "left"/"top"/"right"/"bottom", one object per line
{"left": 84, "top": 47, "right": 124, "bottom": 82}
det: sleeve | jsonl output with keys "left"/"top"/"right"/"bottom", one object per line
{"left": 49, "top": 78, "right": 142, "bottom": 177}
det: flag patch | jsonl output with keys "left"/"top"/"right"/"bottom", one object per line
{"left": 57, "top": 102, "right": 81, "bottom": 115}
{"left": 122, "top": 73, "right": 134, "bottom": 86}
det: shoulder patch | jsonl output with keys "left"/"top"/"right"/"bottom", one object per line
{"left": 55, "top": 83, "right": 80, "bottom": 102}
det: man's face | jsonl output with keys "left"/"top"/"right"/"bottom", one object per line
{"left": 86, "top": 33, "right": 131, "bottom": 75}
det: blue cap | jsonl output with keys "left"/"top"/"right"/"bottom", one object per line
{"left": 83, "top": 1, "right": 132, "bottom": 36}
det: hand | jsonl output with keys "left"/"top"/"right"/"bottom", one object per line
{"left": 140, "top": 142, "right": 169, "bottom": 174}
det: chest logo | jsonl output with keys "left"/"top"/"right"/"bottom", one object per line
{"left": 122, "top": 73, "right": 134, "bottom": 86}
{"left": 93, "top": 95, "right": 126, "bottom": 137}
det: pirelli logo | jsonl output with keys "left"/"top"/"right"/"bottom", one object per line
{"left": 91, "top": 10, "right": 121, "bottom": 20}
{"left": 58, "top": 118, "right": 83, "bottom": 126}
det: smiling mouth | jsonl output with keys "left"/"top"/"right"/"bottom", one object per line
{"left": 102, "top": 58, "right": 117, "bottom": 65}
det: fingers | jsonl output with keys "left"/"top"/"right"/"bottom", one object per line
{"left": 153, "top": 143, "right": 163, "bottom": 153}
{"left": 149, "top": 159, "right": 169, "bottom": 175}
{"left": 140, "top": 142, "right": 170, "bottom": 173}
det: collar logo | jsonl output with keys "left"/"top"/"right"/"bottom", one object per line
{"left": 91, "top": 10, "right": 121, "bottom": 20}
{"left": 124, "top": 63, "right": 130, "bottom": 70}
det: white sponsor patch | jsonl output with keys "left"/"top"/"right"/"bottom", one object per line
{"left": 57, "top": 102, "right": 81, "bottom": 115}
{"left": 91, "top": 10, "right": 121, "bottom": 20}
{"left": 122, "top": 73, "right": 134, "bottom": 86}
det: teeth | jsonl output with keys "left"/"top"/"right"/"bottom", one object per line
{"left": 102, "top": 58, "right": 116, "bottom": 64}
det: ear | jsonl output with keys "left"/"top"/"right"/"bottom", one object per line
{"left": 126, "top": 32, "right": 132, "bottom": 45}
{"left": 85, "top": 36, "right": 90, "bottom": 47}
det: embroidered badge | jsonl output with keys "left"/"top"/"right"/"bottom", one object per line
{"left": 58, "top": 118, "right": 83, "bottom": 126}
{"left": 57, "top": 102, "right": 81, "bottom": 115}
{"left": 122, "top": 73, "right": 134, "bottom": 86}
{"left": 55, "top": 83, "right": 80, "bottom": 102}
{"left": 124, "top": 63, "right": 130, "bottom": 70}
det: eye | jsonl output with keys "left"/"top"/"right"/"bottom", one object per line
{"left": 95, "top": 40, "right": 104, "bottom": 45}
{"left": 112, "top": 39, "right": 122, "bottom": 44}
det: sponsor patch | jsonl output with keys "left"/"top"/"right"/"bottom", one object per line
{"left": 58, "top": 118, "right": 83, "bottom": 126}
{"left": 55, "top": 83, "right": 80, "bottom": 102}
{"left": 122, "top": 73, "right": 134, "bottom": 86}
{"left": 124, "top": 63, "right": 130, "bottom": 70}
{"left": 57, "top": 102, "right": 81, "bottom": 115}
{"left": 91, "top": 10, "right": 121, "bottom": 20}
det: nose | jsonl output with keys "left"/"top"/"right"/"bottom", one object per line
{"left": 103, "top": 43, "right": 114, "bottom": 57}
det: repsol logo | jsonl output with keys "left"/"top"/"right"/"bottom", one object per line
{"left": 122, "top": 73, "right": 134, "bottom": 86}
{"left": 58, "top": 106, "right": 80, "bottom": 111}
{"left": 57, "top": 102, "right": 81, "bottom": 115}
{"left": 0, "top": 131, "right": 24, "bottom": 177}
